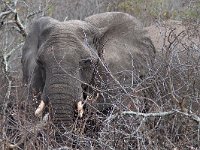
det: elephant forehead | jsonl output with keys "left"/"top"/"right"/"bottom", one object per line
{"left": 63, "top": 20, "right": 91, "bottom": 28}
{"left": 53, "top": 20, "right": 93, "bottom": 34}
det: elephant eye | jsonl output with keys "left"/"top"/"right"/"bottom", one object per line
{"left": 36, "top": 58, "right": 43, "bottom": 66}
{"left": 79, "top": 58, "right": 93, "bottom": 69}
{"left": 82, "top": 58, "right": 92, "bottom": 63}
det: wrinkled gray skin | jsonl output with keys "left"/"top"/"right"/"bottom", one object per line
{"left": 22, "top": 12, "right": 155, "bottom": 135}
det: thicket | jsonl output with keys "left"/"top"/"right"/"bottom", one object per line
{"left": 0, "top": 0, "right": 199, "bottom": 149}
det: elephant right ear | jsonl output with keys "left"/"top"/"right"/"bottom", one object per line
{"left": 21, "top": 23, "right": 39, "bottom": 84}
{"left": 21, "top": 17, "right": 58, "bottom": 84}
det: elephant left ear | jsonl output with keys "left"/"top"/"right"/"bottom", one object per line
{"left": 85, "top": 12, "right": 156, "bottom": 75}
{"left": 85, "top": 12, "right": 156, "bottom": 55}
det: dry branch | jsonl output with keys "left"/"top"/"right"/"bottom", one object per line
{"left": 0, "top": 1, "right": 27, "bottom": 37}
{"left": 122, "top": 110, "right": 175, "bottom": 117}
{"left": 122, "top": 109, "right": 200, "bottom": 123}
{"left": 0, "top": 10, "right": 12, "bottom": 19}
{"left": 6, "top": 121, "right": 48, "bottom": 149}
{"left": 14, "top": 13, "right": 27, "bottom": 37}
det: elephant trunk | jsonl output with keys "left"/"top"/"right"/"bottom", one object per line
{"left": 45, "top": 74, "right": 82, "bottom": 141}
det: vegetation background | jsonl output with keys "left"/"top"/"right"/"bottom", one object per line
{"left": 0, "top": 0, "right": 200, "bottom": 149}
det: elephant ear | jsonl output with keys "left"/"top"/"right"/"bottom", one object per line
{"left": 21, "top": 17, "right": 57, "bottom": 84}
{"left": 85, "top": 12, "right": 156, "bottom": 77}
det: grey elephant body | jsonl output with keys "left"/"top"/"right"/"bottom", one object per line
{"left": 22, "top": 12, "right": 155, "bottom": 139}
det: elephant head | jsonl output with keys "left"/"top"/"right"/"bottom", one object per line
{"left": 21, "top": 12, "right": 156, "bottom": 141}
{"left": 22, "top": 17, "right": 101, "bottom": 137}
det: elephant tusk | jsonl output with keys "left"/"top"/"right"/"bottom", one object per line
{"left": 35, "top": 100, "right": 45, "bottom": 117}
{"left": 77, "top": 101, "right": 84, "bottom": 118}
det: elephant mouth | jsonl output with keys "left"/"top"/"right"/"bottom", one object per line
{"left": 34, "top": 100, "right": 85, "bottom": 118}
{"left": 34, "top": 92, "right": 100, "bottom": 119}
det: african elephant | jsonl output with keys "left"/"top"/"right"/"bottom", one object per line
{"left": 21, "top": 12, "right": 155, "bottom": 140}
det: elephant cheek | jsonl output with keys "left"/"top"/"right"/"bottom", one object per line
{"left": 35, "top": 100, "right": 45, "bottom": 117}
